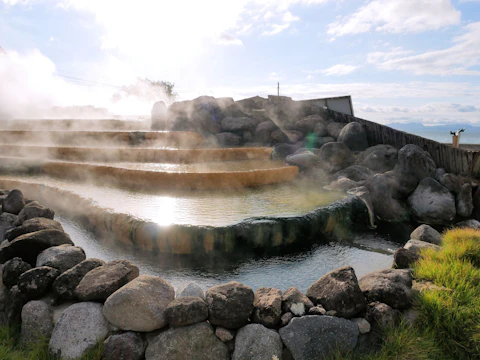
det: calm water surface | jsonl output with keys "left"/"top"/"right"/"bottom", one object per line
{"left": 59, "top": 216, "right": 405, "bottom": 293}
{"left": 1, "top": 175, "right": 344, "bottom": 226}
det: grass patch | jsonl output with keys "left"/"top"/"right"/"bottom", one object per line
{"left": 0, "top": 325, "right": 103, "bottom": 360}
{"left": 327, "top": 227, "right": 480, "bottom": 360}
{"left": 413, "top": 228, "right": 480, "bottom": 359}
{"left": 327, "top": 321, "right": 447, "bottom": 360}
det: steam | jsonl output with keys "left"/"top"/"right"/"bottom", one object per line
{"left": 0, "top": 49, "right": 62, "bottom": 119}
{"left": 0, "top": 48, "right": 170, "bottom": 120}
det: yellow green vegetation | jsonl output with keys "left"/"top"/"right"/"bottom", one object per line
{"left": 330, "top": 227, "right": 480, "bottom": 360}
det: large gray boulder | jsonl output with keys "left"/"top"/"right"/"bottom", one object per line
{"left": 271, "top": 129, "right": 303, "bottom": 144}
{"left": 393, "top": 144, "right": 436, "bottom": 185}
{"left": 103, "top": 274, "right": 174, "bottom": 332}
{"left": 14, "top": 202, "right": 55, "bottom": 226}
{"left": 165, "top": 296, "right": 208, "bottom": 327}
{"left": 272, "top": 143, "right": 302, "bottom": 160}
{"left": 0, "top": 229, "right": 73, "bottom": 265}
{"left": 254, "top": 121, "right": 277, "bottom": 143}
{"left": 20, "top": 300, "right": 53, "bottom": 346}
{"left": 456, "top": 183, "right": 473, "bottom": 218}
{"left": 279, "top": 316, "right": 359, "bottom": 360}
{"left": 337, "top": 122, "right": 369, "bottom": 151}
{"left": 233, "top": 324, "right": 283, "bottom": 360}
{"left": 407, "top": 177, "right": 456, "bottom": 225}
{"left": 365, "top": 302, "right": 398, "bottom": 329}
{"left": 361, "top": 145, "right": 398, "bottom": 173}
{"left": 2, "top": 257, "right": 31, "bottom": 287}
{"left": 286, "top": 152, "right": 318, "bottom": 169}
{"left": 252, "top": 287, "right": 282, "bottom": 328}
{"left": 359, "top": 269, "right": 413, "bottom": 309}
{"left": 0, "top": 266, "right": 6, "bottom": 311}
{"left": 145, "top": 322, "right": 229, "bottom": 360}
{"left": 329, "top": 165, "right": 373, "bottom": 182}
{"left": 36, "top": 245, "right": 86, "bottom": 274}
{"left": 410, "top": 224, "right": 442, "bottom": 245}
{"left": 75, "top": 260, "right": 139, "bottom": 301}
{"left": 437, "top": 172, "right": 462, "bottom": 195}
{"left": 17, "top": 266, "right": 59, "bottom": 299}
{"left": 52, "top": 258, "right": 105, "bottom": 299}
{"left": 49, "top": 302, "right": 110, "bottom": 360}
{"left": 365, "top": 173, "right": 410, "bottom": 222}
{"left": 223, "top": 103, "right": 248, "bottom": 118}
{"left": 314, "top": 136, "right": 335, "bottom": 148}
{"left": 313, "top": 122, "right": 328, "bottom": 137}
{"left": 5, "top": 218, "right": 63, "bottom": 242}
{"left": 306, "top": 266, "right": 366, "bottom": 318}
{"left": 215, "top": 132, "right": 242, "bottom": 146}
{"left": 189, "top": 96, "right": 224, "bottom": 134}
{"left": 151, "top": 101, "right": 168, "bottom": 130}
{"left": 404, "top": 239, "right": 441, "bottom": 254}
{"left": 5, "top": 285, "right": 28, "bottom": 325}
{"left": 206, "top": 281, "right": 254, "bottom": 329}
{"left": 102, "top": 332, "right": 145, "bottom": 360}
{"left": 2, "top": 189, "right": 24, "bottom": 215}
{"left": 326, "top": 177, "right": 361, "bottom": 192}
{"left": 455, "top": 219, "right": 480, "bottom": 230}
{"left": 295, "top": 115, "right": 326, "bottom": 134}
{"left": 176, "top": 282, "right": 205, "bottom": 299}
{"left": 326, "top": 122, "right": 345, "bottom": 139}
{"left": 317, "top": 142, "right": 355, "bottom": 173}
{"left": 221, "top": 117, "right": 257, "bottom": 132}
{"left": 282, "top": 287, "right": 313, "bottom": 316}
{"left": 0, "top": 213, "right": 16, "bottom": 242}
{"left": 393, "top": 248, "right": 420, "bottom": 269}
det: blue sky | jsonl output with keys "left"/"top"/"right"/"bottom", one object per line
{"left": 1, "top": 0, "right": 480, "bottom": 124}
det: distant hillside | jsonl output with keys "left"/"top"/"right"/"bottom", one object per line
{"left": 384, "top": 122, "right": 480, "bottom": 144}
{"left": 387, "top": 123, "right": 480, "bottom": 132}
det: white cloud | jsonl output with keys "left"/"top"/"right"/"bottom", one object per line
{"left": 261, "top": 9, "right": 301, "bottom": 35}
{"left": 269, "top": 72, "right": 284, "bottom": 81}
{"left": 355, "top": 102, "right": 480, "bottom": 125}
{"left": 368, "top": 22, "right": 480, "bottom": 76}
{"left": 327, "top": 0, "right": 461, "bottom": 38}
{"left": 262, "top": 23, "right": 291, "bottom": 36}
{"left": 217, "top": 32, "right": 243, "bottom": 46}
{"left": 282, "top": 11, "right": 300, "bottom": 22}
{"left": 321, "top": 64, "right": 359, "bottom": 76}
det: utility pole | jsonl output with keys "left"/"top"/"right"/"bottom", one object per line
{"left": 277, "top": 82, "right": 280, "bottom": 96}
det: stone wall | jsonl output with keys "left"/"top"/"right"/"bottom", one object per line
{"left": 0, "top": 189, "right": 427, "bottom": 360}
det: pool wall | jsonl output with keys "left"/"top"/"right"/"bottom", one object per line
{"left": 0, "top": 179, "right": 370, "bottom": 256}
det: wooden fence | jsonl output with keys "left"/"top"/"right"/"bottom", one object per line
{"left": 326, "top": 109, "right": 480, "bottom": 178}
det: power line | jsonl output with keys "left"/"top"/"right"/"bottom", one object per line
{"left": 54, "top": 73, "right": 123, "bottom": 89}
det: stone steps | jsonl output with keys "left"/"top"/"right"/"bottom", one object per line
{"left": 0, "top": 130, "right": 204, "bottom": 147}
{"left": 0, "top": 144, "right": 272, "bottom": 163}
{"left": 0, "top": 119, "right": 150, "bottom": 131}
{"left": 0, "top": 156, "right": 299, "bottom": 190}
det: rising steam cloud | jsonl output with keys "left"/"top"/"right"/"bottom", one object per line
{"left": 0, "top": 48, "right": 169, "bottom": 120}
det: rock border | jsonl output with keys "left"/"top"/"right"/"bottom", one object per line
{"left": 0, "top": 190, "right": 459, "bottom": 360}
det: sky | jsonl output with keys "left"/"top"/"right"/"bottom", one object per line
{"left": 1, "top": 0, "right": 480, "bottom": 124}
